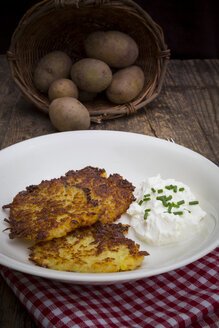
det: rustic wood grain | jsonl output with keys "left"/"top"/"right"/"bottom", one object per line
{"left": 0, "top": 55, "right": 218, "bottom": 328}
{"left": 96, "top": 60, "right": 219, "bottom": 164}
{"left": 0, "top": 276, "right": 37, "bottom": 328}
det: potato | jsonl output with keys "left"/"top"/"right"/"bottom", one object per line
{"left": 33, "top": 51, "right": 72, "bottom": 93}
{"left": 106, "top": 66, "right": 145, "bottom": 104}
{"left": 71, "top": 58, "right": 112, "bottom": 93}
{"left": 48, "top": 78, "right": 78, "bottom": 101}
{"left": 84, "top": 31, "right": 139, "bottom": 68}
{"left": 49, "top": 97, "right": 90, "bottom": 131}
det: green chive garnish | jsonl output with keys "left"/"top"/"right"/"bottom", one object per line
{"left": 158, "top": 189, "right": 163, "bottom": 194}
{"left": 173, "top": 211, "right": 183, "bottom": 215}
{"left": 165, "top": 185, "right": 174, "bottom": 190}
{"left": 156, "top": 196, "right": 165, "bottom": 201}
{"left": 177, "top": 200, "right": 185, "bottom": 206}
{"left": 151, "top": 187, "right": 156, "bottom": 193}
{"left": 171, "top": 202, "right": 179, "bottom": 208}
{"left": 165, "top": 184, "right": 177, "bottom": 192}
{"left": 138, "top": 194, "right": 151, "bottom": 205}
{"left": 189, "top": 201, "right": 199, "bottom": 205}
{"left": 179, "top": 187, "right": 185, "bottom": 192}
{"left": 157, "top": 195, "right": 173, "bottom": 207}
{"left": 143, "top": 194, "right": 151, "bottom": 202}
{"left": 144, "top": 208, "right": 151, "bottom": 220}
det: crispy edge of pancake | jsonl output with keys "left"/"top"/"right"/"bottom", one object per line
{"left": 65, "top": 166, "right": 107, "bottom": 179}
{"left": 2, "top": 167, "right": 107, "bottom": 240}
{"left": 29, "top": 222, "right": 149, "bottom": 273}
{"left": 2, "top": 166, "right": 136, "bottom": 241}
{"left": 3, "top": 177, "right": 104, "bottom": 241}
{"left": 65, "top": 168, "right": 136, "bottom": 223}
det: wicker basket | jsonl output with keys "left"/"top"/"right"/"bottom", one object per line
{"left": 7, "top": 0, "right": 170, "bottom": 122}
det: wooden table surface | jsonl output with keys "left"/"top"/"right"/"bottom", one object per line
{"left": 0, "top": 55, "right": 218, "bottom": 327}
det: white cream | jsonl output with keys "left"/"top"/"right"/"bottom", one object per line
{"left": 127, "top": 175, "right": 206, "bottom": 245}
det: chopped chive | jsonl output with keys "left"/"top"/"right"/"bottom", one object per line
{"left": 144, "top": 212, "right": 149, "bottom": 220}
{"left": 156, "top": 196, "right": 166, "bottom": 201}
{"left": 145, "top": 209, "right": 151, "bottom": 212}
{"left": 165, "top": 185, "right": 174, "bottom": 190}
{"left": 139, "top": 195, "right": 151, "bottom": 205}
{"left": 170, "top": 202, "right": 179, "bottom": 208}
{"left": 151, "top": 187, "right": 156, "bottom": 193}
{"left": 177, "top": 200, "right": 185, "bottom": 206}
{"left": 173, "top": 211, "right": 183, "bottom": 215}
{"left": 158, "top": 189, "right": 163, "bottom": 194}
{"left": 157, "top": 195, "right": 173, "bottom": 207}
{"left": 179, "top": 187, "right": 185, "bottom": 192}
{"left": 189, "top": 201, "right": 199, "bottom": 205}
{"left": 168, "top": 203, "right": 172, "bottom": 213}
{"left": 165, "top": 184, "right": 177, "bottom": 192}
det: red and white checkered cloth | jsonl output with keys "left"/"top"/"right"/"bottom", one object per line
{"left": 1, "top": 247, "right": 219, "bottom": 328}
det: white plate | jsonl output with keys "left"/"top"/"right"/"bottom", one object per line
{"left": 0, "top": 131, "right": 218, "bottom": 285}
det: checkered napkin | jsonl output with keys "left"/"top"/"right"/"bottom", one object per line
{"left": 1, "top": 247, "right": 219, "bottom": 328}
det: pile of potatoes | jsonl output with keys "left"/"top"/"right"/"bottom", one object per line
{"left": 33, "top": 31, "right": 144, "bottom": 131}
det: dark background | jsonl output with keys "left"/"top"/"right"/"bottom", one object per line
{"left": 0, "top": 0, "right": 218, "bottom": 58}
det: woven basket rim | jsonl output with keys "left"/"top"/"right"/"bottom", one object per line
{"left": 7, "top": 0, "right": 170, "bottom": 122}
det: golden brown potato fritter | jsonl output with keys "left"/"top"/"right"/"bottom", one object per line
{"left": 65, "top": 166, "right": 135, "bottom": 223}
{"left": 29, "top": 222, "right": 148, "bottom": 273}
{"left": 3, "top": 178, "right": 103, "bottom": 241}
{"left": 3, "top": 167, "right": 135, "bottom": 241}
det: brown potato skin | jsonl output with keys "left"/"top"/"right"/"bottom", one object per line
{"left": 48, "top": 78, "right": 78, "bottom": 101}
{"left": 106, "top": 66, "right": 145, "bottom": 104}
{"left": 49, "top": 97, "right": 90, "bottom": 131}
{"left": 84, "top": 31, "right": 139, "bottom": 68}
{"left": 33, "top": 51, "right": 72, "bottom": 93}
{"left": 71, "top": 58, "right": 112, "bottom": 93}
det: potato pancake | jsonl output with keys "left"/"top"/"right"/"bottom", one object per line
{"left": 65, "top": 166, "right": 135, "bottom": 223}
{"left": 3, "top": 166, "right": 135, "bottom": 241}
{"left": 3, "top": 177, "right": 103, "bottom": 241}
{"left": 29, "top": 222, "right": 148, "bottom": 273}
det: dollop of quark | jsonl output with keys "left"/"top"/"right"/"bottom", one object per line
{"left": 127, "top": 175, "right": 206, "bottom": 245}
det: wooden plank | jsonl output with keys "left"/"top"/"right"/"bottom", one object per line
{"left": 92, "top": 60, "right": 219, "bottom": 164}
{"left": 0, "top": 96, "right": 56, "bottom": 150}
{"left": 143, "top": 59, "right": 219, "bottom": 163}
{"left": 0, "top": 275, "right": 37, "bottom": 328}
{"left": 1, "top": 57, "right": 218, "bottom": 163}
{"left": 0, "top": 56, "right": 20, "bottom": 148}
{"left": 0, "top": 57, "right": 55, "bottom": 150}
{"left": 0, "top": 57, "right": 218, "bottom": 328}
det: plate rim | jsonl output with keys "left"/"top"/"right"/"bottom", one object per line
{"left": 0, "top": 129, "right": 218, "bottom": 169}
{"left": 0, "top": 130, "right": 218, "bottom": 284}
